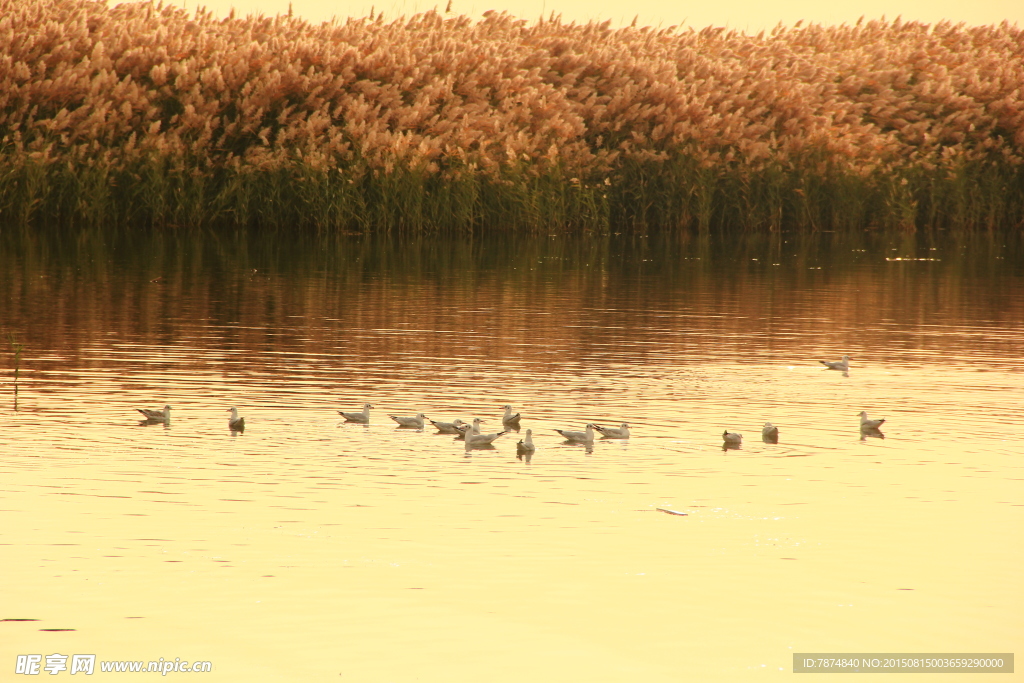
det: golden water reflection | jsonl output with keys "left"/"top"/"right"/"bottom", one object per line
{"left": 1, "top": 230, "right": 1022, "bottom": 681}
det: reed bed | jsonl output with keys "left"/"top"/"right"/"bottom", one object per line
{"left": 1, "top": 0, "right": 1022, "bottom": 232}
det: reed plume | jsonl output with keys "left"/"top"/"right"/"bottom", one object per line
{"left": 0, "top": 0, "right": 1021, "bottom": 231}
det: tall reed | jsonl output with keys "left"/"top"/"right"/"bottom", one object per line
{"left": 0, "top": 0, "right": 1021, "bottom": 232}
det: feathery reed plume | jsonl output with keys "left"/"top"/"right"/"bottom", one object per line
{"left": 0, "top": 0, "right": 1021, "bottom": 231}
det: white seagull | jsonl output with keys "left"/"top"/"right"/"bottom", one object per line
{"left": 516, "top": 429, "right": 536, "bottom": 456}
{"left": 137, "top": 405, "right": 171, "bottom": 422}
{"left": 501, "top": 404, "right": 522, "bottom": 426}
{"left": 555, "top": 423, "right": 596, "bottom": 444}
{"left": 859, "top": 411, "right": 886, "bottom": 429}
{"left": 820, "top": 355, "right": 851, "bottom": 371}
{"left": 227, "top": 407, "right": 245, "bottom": 431}
{"left": 430, "top": 418, "right": 467, "bottom": 434}
{"left": 595, "top": 423, "right": 630, "bottom": 439}
{"left": 389, "top": 412, "right": 427, "bottom": 428}
{"left": 339, "top": 403, "right": 373, "bottom": 423}
{"left": 722, "top": 430, "right": 743, "bottom": 444}
{"left": 465, "top": 418, "right": 509, "bottom": 446}
{"left": 454, "top": 418, "right": 487, "bottom": 440}
{"left": 465, "top": 431, "right": 508, "bottom": 446}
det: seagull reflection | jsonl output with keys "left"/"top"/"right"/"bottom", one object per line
{"left": 463, "top": 439, "right": 498, "bottom": 453}
{"left": 860, "top": 427, "right": 885, "bottom": 440}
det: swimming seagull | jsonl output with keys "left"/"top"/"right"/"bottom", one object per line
{"left": 555, "top": 423, "right": 596, "bottom": 444}
{"left": 464, "top": 418, "right": 509, "bottom": 446}
{"left": 516, "top": 429, "right": 536, "bottom": 457}
{"left": 137, "top": 405, "right": 171, "bottom": 422}
{"left": 430, "top": 418, "right": 467, "bottom": 434}
{"left": 762, "top": 422, "right": 779, "bottom": 441}
{"left": 820, "top": 355, "right": 851, "bottom": 371}
{"left": 454, "top": 418, "right": 487, "bottom": 440}
{"left": 339, "top": 403, "right": 373, "bottom": 423}
{"left": 859, "top": 411, "right": 886, "bottom": 429}
{"left": 227, "top": 407, "right": 245, "bottom": 431}
{"left": 722, "top": 430, "right": 743, "bottom": 444}
{"left": 501, "top": 404, "right": 522, "bottom": 426}
{"left": 389, "top": 412, "right": 427, "bottom": 428}
{"left": 594, "top": 423, "right": 630, "bottom": 439}
{"left": 465, "top": 430, "right": 508, "bottom": 446}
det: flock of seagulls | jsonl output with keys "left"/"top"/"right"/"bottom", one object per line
{"left": 134, "top": 355, "right": 888, "bottom": 453}
{"left": 334, "top": 404, "right": 600, "bottom": 459}
{"left": 136, "top": 404, "right": 245, "bottom": 432}
{"left": 717, "top": 355, "right": 886, "bottom": 449}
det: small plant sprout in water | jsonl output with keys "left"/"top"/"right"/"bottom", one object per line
{"left": 7, "top": 331, "right": 25, "bottom": 408}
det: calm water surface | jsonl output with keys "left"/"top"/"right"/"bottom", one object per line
{"left": 1, "top": 230, "right": 1022, "bottom": 681}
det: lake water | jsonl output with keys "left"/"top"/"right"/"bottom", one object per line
{"left": 1, "top": 229, "right": 1021, "bottom": 681}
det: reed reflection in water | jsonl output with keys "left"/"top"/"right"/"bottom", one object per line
{"left": 0, "top": 230, "right": 1021, "bottom": 681}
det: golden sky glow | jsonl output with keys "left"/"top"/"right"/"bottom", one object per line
{"left": 180, "top": 0, "right": 1022, "bottom": 31}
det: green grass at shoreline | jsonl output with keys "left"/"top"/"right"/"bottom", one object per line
{"left": 2, "top": 154, "right": 1020, "bottom": 233}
